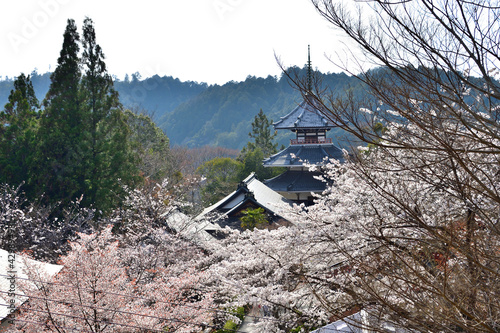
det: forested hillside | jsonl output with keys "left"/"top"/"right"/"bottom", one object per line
{"left": 158, "top": 68, "right": 364, "bottom": 149}
{"left": 113, "top": 74, "right": 208, "bottom": 118}
{"left": 0, "top": 67, "right": 363, "bottom": 150}
{"left": 0, "top": 72, "right": 208, "bottom": 122}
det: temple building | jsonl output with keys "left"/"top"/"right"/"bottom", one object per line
{"left": 194, "top": 47, "right": 344, "bottom": 228}
{"left": 263, "top": 48, "right": 344, "bottom": 203}
{"left": 263, "top": 98, "right": 343, "bottom": 203}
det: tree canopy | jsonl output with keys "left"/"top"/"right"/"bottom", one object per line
{"left": 0, "top": 19, "right": 152, "bottom": 214}
{"left": 238, "top": 109, "right": 284, "bottom": 180}
{"left": 196, "top": 157, "right": 243, "bottom": 205}
{"left": 36, "top": 18, "right": 84, "bottom": 206}
{"left": 0, "top": 74, "right": 39, "bottom": 188}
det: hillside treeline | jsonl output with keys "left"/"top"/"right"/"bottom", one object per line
{"left": 1, "top": 68, "right": 364, "bottom": 150}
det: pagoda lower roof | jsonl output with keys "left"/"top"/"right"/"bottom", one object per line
{"left": 263, "top": 144, "right": 344, "bottom": 167}
{"left": 265, "top": 170, "right": 328, "bottom": 193}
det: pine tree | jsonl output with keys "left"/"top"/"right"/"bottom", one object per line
{"left": 239, "top": 109, "right": 279, "bottom": 158}
{"left": 36, "top": 19, "right": 84, "bottom": 205}
{"left": 238, "top": 109, "right": 283, "bottom": 180}
{"left": 35, "top": 18, "right": 139, "bottom": 213}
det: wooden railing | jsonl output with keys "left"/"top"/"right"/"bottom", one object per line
{"left": 290, "top": 138, "right": 332, "bottom": 145}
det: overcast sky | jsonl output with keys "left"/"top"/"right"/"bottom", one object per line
{"left": 0, "top": 0, "right": 361, "bottom": 85}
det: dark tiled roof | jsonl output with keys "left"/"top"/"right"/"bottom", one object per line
{"left": 265, "top": 170, "right": 328, "bottom": 193}
{"left": 274, "top": 99, "right": 334, "bottom": 130}
{"left": 263, "top": 144, "right": 344, "bottom": 167}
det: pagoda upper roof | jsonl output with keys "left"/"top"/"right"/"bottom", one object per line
{"left": 274, "top": 99, "right": 334, "bottom": 130}
{"left": 263, "top": 144, "right": 344, "bottom": 167}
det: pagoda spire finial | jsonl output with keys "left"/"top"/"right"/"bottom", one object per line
{"left": 307, "top": 45, "right": 312, "bottom": 93}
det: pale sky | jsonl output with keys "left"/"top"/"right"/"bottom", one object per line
{"left": 0, "top": 0, "right": 361, "bottom": 85}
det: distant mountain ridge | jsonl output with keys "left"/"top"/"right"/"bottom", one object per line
{"left": 156, "top": 67, "right": 362, "bottom": 149}
{"left": 0, "top": 69, "right": 362, "bottom": 150}
{"left": 0, "top": 72, "right": 207, "bottom": 122}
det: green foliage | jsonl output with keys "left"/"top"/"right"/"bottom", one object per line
{"left": 218, "top": 320, "right": 238, "bottom": 333}
{"left": 78, "top": 17, "right": 139, "bottom": 213}
{"left": 124, "top": 109, "right": 173, "bottom": 181}
{"left": 215, "top": 305, "right": 246, "bottom": 332}
{"left": 33, "top": 18, "right": 139, "bottom": 214}
{"left": 290, "top": 324, "right": 318, "bottom": 333}
{"left": 240, "top": 207, "right": 268, "bottom": 231}
{"left": 239, "top": 147, "right": 284, "bottom": 181}
{"left": 290, "top": 326, "right": 304, "bottom": 333}
{"left": 196, "top": 157, "right": 243, "bottom": 205}
{"left": 240, "top": 108, "right": 278, "bottom": 157}
{"left": 237, "top": 109, "right": 285, "bottom": 180}
{"left": 234, "top": 306, "right": 246, "bottom": 321}
{"left": 36, "top": 18, "right": 84, "bottom": 206}
{"left": 0, "top": 73, "right": 39, "bottom": 189}
{"left": 365, "top": 122, "right": 388, "bottom": 152}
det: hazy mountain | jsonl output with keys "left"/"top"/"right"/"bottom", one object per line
{"left": 158, "top": 67, "right": 362, "bottom": 149}
{"left": 0, "top": 71, "right": 207, "bottom": 122}
{"left": 0, "top": 68, "right": 363, "bottom": 150}
{"left": 113, "top": 73, "right": 208, "bottom": 120}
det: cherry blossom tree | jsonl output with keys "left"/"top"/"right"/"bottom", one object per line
{"left": 208, "top": 117, "right": 500, "bottom": 331}
{"left": 0, "top": 183, "right": 94, "bottom": 263}
{"left": 301, "top": 135, "right": 500, "bottom": 332}
{"left": 208, "top": 2, "right": 500, "bottom": 330}
{"left": 276, "top": 0, "right": 500, "bottom": 331}
{"left": 12, "top": 225, "right": 214, "bottom": 333}
{"left": 206, "top": 224, "right": 330, "bottom": 332}
{"left": 6, "top": 179, "right": 216, "bottom": 333}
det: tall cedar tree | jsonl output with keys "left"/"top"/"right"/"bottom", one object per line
{"left": 37, "top": 19, "right": 83, "bottom": 206}
{"left": 36, "top": 18, "right": 138, "bottom": 213}
{"left": 80, "top": 17, "right": 138, "bottom": 213}
{"left": 0, "top": 74, "right": 39, "bottom": 189}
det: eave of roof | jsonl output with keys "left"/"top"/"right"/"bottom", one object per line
{"left": 274, "top": 99, "right": 334, "bottom": 130}
{"left": 263, "top": 144, "right": 344, "bottom": 167}
{"left": 265, "top": 170, "right": 328, "bottom": 193}
{"left": 195, "top": 173, "right": 294, "bottom": 221}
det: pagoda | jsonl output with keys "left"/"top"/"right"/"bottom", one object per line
{"left": 263, "top": 47, "right": 344, "bottom": 203}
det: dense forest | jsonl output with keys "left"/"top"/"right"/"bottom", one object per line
{"left": 0, "top": 67, "right": 364, "bottom": 150}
